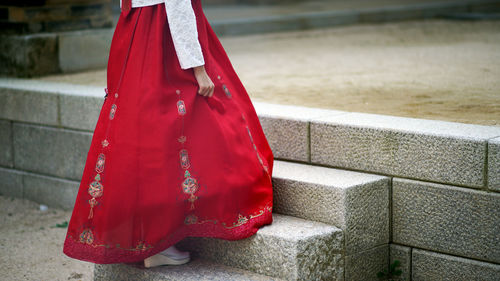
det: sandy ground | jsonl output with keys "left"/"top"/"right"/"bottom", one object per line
{"left": 40, "top": 19, "right": 500, "bottom": 126}
{"left": 0, "top": 195, "right": 93, "bottom": 281}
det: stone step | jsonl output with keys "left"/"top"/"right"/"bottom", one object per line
{"left": 176, "top": 213, "right": 344, "bottom": 281}
{"left": 272, "top": 159, "right": 390, "bottom": 255}
{"left": 94, "top": 257, "right": 285, "bottom": 281}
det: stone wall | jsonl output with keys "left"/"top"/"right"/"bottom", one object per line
{"left": 1, "top": 79, "right": 500, "bottom": 280}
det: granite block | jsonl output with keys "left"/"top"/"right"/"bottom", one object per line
{"left": 13, "top": 123, "right": 92, "bottom": 180}
{"left": 0, "top": 120, "right": 13, "bottom": 167}
{"left": 23, "top": 171, "right": 79, "bottom": 210}
{"left": 272, "top": 159, "right": 390, "bottom": 254}
{"left": 177, "top": 213, "right": 344, "bottom": 281}
{"left": 390, "top": 244, "right": 411, "bottom": 281}
{"left": 393, "top": 178, "right": 500, "bottom": 264}
{"left": 0, "top": 167, "right": 23, "bottom": 198}
{"left": 311, "top": 112, "right": 500, "bottom": 188}
{"left": 488, "top": 137, "right": 500, "bottom": 191}
{"left": 412, "top": 248, "right": 500, "bottom": 281}
{"left": 345, "top": 244, "right": 389, "bottom": 281}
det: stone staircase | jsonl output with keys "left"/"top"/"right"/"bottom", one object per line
{"left": 1, "top": 78, "right": 499, "bottom": 280}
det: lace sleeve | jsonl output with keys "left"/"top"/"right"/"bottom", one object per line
{"left": 164, "top": 0, "right": 205, "bottom": 69}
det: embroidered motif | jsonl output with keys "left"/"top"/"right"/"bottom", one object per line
{"left": 109, "top": 104, "right": 117, "bottom": 120}
{"left": 115, "top": 93, "right": 119, "bottom": 98}
{"left": 134, "top": 240, "right": 150, "bottom": 252}
{"left": 176, "top": 89, "right": 181, "bottom": 95}
{"left": 222, "top": 84, "right": 232, "bottom": 99}
{"left": 88, "top": 174, "right": 104, "bottom": 219}
{"left": 177, "top": 100, "right": 186, "bottom": 115}
{"left": 79, "top": 229, "right": 94, "bottom": 245}
{"left": 179, "top": 149, "right": 190, "bottom": 169}
{"left": 95, "top": 153, "right": 105, "bottom": 173}
{"left": 245, "top": 125, "right": 272, "bottom": 181}
{"left": 184, "top": 214, "right": 198, "bottom": 225}
{"left": 178, "top": 135, "right": 186, "bottom": 143}
{"left": 182, "top": 170, "right": 199, "bottom": 210}
{"left": 101, "top": 139, "right": 109, "bottom": 147}
{"left": 217, "top": 75, "right": 221, "bottom": 80}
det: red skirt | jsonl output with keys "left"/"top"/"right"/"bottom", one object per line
{"left": 63, "top": 0, "right": 274, "bottom": 264}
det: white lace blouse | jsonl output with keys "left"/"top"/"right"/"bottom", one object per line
{"left": 120, "top": 0, "right": 205, "bottom": 69}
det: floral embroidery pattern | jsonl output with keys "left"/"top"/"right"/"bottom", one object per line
{"left": 177, "top": 100, "right": 186, "bottom": 115}
{"left": 176, "top": 89, "right": 200, "bottom": 215}
{"left": 222, "top": 84, "right": 232, "bottom": 99}
{"left": 184, "top": 202, "right": 273, "bottom": 230}
{"left": 95, "top": 153, "right": 105, "bottom": 173}
{"left": 109, "top": 104, "right": 117, "bottom": 120}
{"left": 79, "top": 228, "right": 94, "bottom": 245}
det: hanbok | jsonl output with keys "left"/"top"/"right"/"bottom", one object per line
{"left": 62, "top": 0, "right": 274, "bottom": 264}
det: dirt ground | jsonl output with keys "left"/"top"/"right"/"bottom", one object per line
{"left": 0, "top": 195, "right": 93, "bottom": 281}
{"left": 40, "top": 19, "right": 500, "bottom": 126}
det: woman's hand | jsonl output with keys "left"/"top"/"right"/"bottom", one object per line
{"left": 193, "top": 65, "right": 214, "bottom": 97}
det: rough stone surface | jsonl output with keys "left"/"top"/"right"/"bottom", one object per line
{"left": 59, "top": 28, "right": 113, "bottom": 73}
{"left": 389, "top": 244, "right": 411, "bottom": 281}
{"left": 272, "top": 160, "right": 389, "bottom": 254}
{"left": 0, "top": 33, "right": 60, "bottom": 77}
{"left": 412, "top": 248, "right": 500, "bottom": 281}
{"left": 345, "top": 244, "right": 389, "bottom": 281}
{"left": 0, "top": 120, "right": 13, "bottom": 167}
{"left": 253, "top": 102, "right": 346, "bottom": 162}
{"left": 13, "top": 123, "right": 92, "bottom": 181}
{"left": 488, "top": 137, "right": 500, "bottom": 191}
{"left": 0, "top": 87, "right": 59, "bottom": 126}
{"left": 60, "top": 94, "right": 104, "bottom": 131}
{"left": 393, "top": 178, "right": 500, "bottom": 264}
{"left": 23, "top": 172, "right": 79, "bottom": 210}
{"left": 311, "top": 112, "right": 500, "bottom": 188}
{"left": 94, "top": 258, "right": 285, "bottom": 281}
{"left": 177, "top": 213, "right": 344, "bottom": 281}
{"left": 0, "top": 167, "right": 23, "bottom": 198}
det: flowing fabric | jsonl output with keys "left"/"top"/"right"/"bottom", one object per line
{"left": 62, "top": 0, "right": 274, "bottom": 264}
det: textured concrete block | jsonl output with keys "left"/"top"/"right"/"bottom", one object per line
{"left": 390, "top": 244, "right": 411, "bottom": 281}
{"left": 177, "top": 213, "right": 344, "bottom": 281}
{"left": 488, "top": 137, "right": 500, "bottom": 191}
{"left": 94, "top": 258, "right": 284, "bottom": 281}
{"left": 311, "top": 112, "right": 500, "bottom": 188}
{"left": 345, "top": 244, "right": 389, "bottom": 281}
{"left": 412, "top": 249, "right": 500, "bottom": 281}
{"left": 60, "top": 94, "right": 104, "bottom": 131}
{"left": 13, "top": 123, "right": 92, "bottom": 181}
{"left": 393, "top": 178, "right": 500, "bottom": 264}
{"left": 23, "top": 172, "right": 79, "bottom": 210}
{"left": 0, "top": 167, "right": 23, "bottom": 198}
{"left": 0, "top": 120, "right": 13, "bottom": 167}
{"left": 272, "top": 160, "right": 389, "bottom": 254}
{"left": 0, "top": 85, "right": 59, "bottom": 126}
{"left": 253, "top": 102, "right": 346, "bottom": 162}
{"left": 59, "top": 28, "right": 113, "bottom": 72}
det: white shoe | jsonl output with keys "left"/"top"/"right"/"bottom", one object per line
{"left": 143, "top": 245, "right": 190, "bottom": 268}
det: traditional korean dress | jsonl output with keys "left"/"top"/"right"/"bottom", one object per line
{"left": 62, "top": 0, "right": 274, "bottom": 264}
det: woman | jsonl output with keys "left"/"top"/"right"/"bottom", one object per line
{"left": 62, "top": 0, "right": 274, "bottom": 268}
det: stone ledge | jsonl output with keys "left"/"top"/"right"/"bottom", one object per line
{"left": 272, "top": 159, "right": 390, "bottom": 254}
{"left": 0, "top": 166, "right": 79, "bottom": 210}
{"left": 412, "top": 248, "right": 500, "bottom": 281}
{"left": 177, "top": 213, "right": 344, "bottom": 281}
{"left": 392, "top": 177, "right": 500, "bottom": 264}
{"left": 94, "top": 257, "right": 285, "bottom": 281}
{"left": 310, "top": 112, "right": 500, "bottom": 189}
{"left": 488, "top": 137, "right": 500, "bottom": 191}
